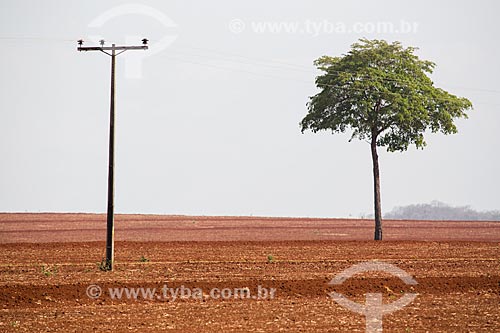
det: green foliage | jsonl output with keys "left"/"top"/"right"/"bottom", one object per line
{"left": 139, "top": 255, "right": 150, "bottom": 263}
{"left": 41, "top": 264, "right": 57, "bottom": 277}
{"left": 267, "top": 255, "right": 275, "bottom": 263}
{"left": 301, "top": 38, "right": 472, "bottom": 151}
{"left": 98, "top": 258, "right": 112, "bottom": 271}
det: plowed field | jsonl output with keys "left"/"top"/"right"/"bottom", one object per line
{"left": 1, "top": 214, "right": 499, "bottom": 332}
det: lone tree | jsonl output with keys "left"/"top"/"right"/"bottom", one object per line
{"left": 301, "top": 39, "right": 472, "bottom": 240}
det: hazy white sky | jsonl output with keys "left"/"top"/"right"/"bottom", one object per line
{"left": 1, "top": 0, "right": 499, "bottom": 217}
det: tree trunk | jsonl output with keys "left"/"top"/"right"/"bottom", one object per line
{"left": 371, "top": 133, "right": 383, "bottom": 240}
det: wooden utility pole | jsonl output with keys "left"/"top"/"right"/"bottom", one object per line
{"left": 77, "top": 39, "right": 148, "bottom": 270}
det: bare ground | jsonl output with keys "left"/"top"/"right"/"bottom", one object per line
{"left": 0, "top": 214, "right": 499, "bottom": 332}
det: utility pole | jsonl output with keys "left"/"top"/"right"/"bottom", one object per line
{"left": 77, "top": 39, "right": 148, "bottom": 271}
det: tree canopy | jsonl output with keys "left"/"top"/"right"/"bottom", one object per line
{"left": 300, "top": 39, "right": 473, "bottom": 240}
{"left": 301, "top": 38, "right": 473, "bottom": 151}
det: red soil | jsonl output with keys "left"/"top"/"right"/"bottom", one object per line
{"left": 0, "top": 214, "right": 499, "bottom": 332}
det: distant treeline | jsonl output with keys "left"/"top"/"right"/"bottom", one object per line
{"left": 384, "top": 201, "right": 500, "bottom": 221}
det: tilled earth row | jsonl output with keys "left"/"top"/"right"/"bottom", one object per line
{"left": 1, "top": 241, "right": 499, "bottom": 332}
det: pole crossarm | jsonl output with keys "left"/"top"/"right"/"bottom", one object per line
{"left": 77, "top": 45, "right": 148, "bottom": 51}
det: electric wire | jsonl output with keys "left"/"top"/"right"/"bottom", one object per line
{"left": 1, "top": 35, "right": 499, "bottom": 102}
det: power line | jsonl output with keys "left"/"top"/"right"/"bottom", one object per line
{"left": 167, "top": 44, "right": 500, "bottom": 95}
{"left": 0, "top": 36, "right": 75, "bottom": 42}
{"left": 174, "top": 42, "right": 312, "bottom": 71}
{"left": 160, "top": 55, "right": 496, "bottom": 106}
{"left": 2, "top": 35, "right": 499, "bottom": 96}
{"left": 162, "top": 54, "right": 311, "bottom": 83}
